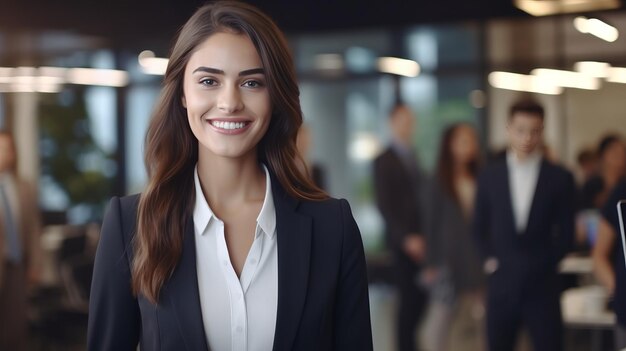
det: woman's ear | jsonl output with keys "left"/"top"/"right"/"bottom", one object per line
{"left": 181, "top": 96, "right": 187, "bottom": 108}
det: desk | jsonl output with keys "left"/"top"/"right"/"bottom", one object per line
{"left": 562, "top": 286, "right": 615, "bottom": 351}
{"left": 560, "top": 255, "right": 594, "bottom": 275}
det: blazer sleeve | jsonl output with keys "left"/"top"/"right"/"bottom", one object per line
{"left": 88, "top": 197, "right": 140, "bottom": 351}
{"left": 555, "top": 171, "right": 576, "bottom": 262}
{"left": 472, "top": 171, "right": 492, "bottom": 261}
{"left": 333, "top": 199, "right": 373, "bottom": 350}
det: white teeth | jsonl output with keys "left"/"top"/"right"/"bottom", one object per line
{"left": 210, "top": 120, "right": 247, "bottom": 130}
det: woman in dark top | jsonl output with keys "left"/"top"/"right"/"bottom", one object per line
{"left": 580, "top": 135, "right": 625, "bottom": 210}
{"left": 87, "top": 2, "right": 372, "bottom": 350}
{"left": 423, "top": 123, "right": 485, "bottom": 351}
{"left": 593, "top": 181, "right": 626, "bottom": 349}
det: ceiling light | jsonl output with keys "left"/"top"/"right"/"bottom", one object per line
{"left": 531, "top": 68, "right": 601, "bottom": 90}
{"left": 138, "top": 50, "right": 169, "bottom": 75}
{"left": 574, "top": 16, "right": 619, "bottom": 42}
{"left": 488, "top": 71, "right": 563, "bottom": 95}
{"left": 314, "top": 54, "right": 344, "bottom": 71}
{"left": 607, "top": 67, "right": 626, "bottom": 83}
{"left": 377, "top": 57, "right": 420, "bottom": 77}
{"left": 66, "top": 68, "right": 129, "bottom": 87}
{"left": 515, "top": 0, "right": 621, "bottom": 16}
{"left": 574, "top": 61, "right": 611, "bottom": 78}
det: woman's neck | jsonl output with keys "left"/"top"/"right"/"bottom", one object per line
{"left": 196, "top": 151, "right": 266, "bottom": 213}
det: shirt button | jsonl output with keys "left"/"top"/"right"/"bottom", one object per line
{"left": 222, "top": 260, "right": 228, "bottom": 266}
{"left": 236, "top": 326, "right": 244, "bottom": 333}
{"left": 249, "top": 258, "right": 257, "bottom": 265}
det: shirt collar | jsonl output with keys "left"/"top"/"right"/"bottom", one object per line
{"left": 193, "top": 164, "right": 276, "bottom": 239}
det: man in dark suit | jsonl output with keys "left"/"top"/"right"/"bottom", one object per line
{"left": 473, "top": 99, "right": 575, "bottom": 351}
{"left": 373, "top": 103, "right": 427, "bottom": 351}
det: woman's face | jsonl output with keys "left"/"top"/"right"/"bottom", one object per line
{"left": 603, "top": 140, "right": 626, "bottom": 172}
{"left": 182, "top": 31, "right": 272, "bottom": 160}
{"left": 450, "top": 125, "right": 478, "bottom": 166}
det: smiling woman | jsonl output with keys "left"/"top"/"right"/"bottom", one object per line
{"left": 87, "top": 2, "right": 373, "bottom": 351}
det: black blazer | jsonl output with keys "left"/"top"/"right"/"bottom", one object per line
{"left": 87, "top": 179, "right": 373, "bottom": 351}
{"left": 373, "top": 147, "right": 423, "bottom": 252}
{"left": 472, "top": 158, "right": 576, "bottom": 284}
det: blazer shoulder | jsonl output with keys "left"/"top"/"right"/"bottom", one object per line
{"left": 542, "top": 161, "right": 575, "bottom": 185}
{"left": 298, "top": 196, "right": 345, "bottom": 218}
{"left": 478, "top": 159, "right": 506, "bottom": 181}
{"left": 373, "top": 147, "right": 394, "bottom": 165}
{"left": 106, "top": 194, "right": 141, "bottom": 244}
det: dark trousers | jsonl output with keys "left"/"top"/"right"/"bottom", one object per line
{"left": 0, "top": 263, "right": 27, "bottom": 351}
{"left": 486, "top": 270, "right": 563, "bottom": 351}
{"left": 395, "top": 253, "right": 427, "bottom": 351}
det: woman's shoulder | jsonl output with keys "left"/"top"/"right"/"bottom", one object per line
{"left": 117, "top": 193, "right": 141, "bottom": 212}
{"left": 103, "top": 193, "right": 141, "bottom": 236}
{"left": 297, "top": 196, "right": 348, "bottom": 216}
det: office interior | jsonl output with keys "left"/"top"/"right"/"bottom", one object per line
{"left": 1, "top": 0, "right": 626, "bottom": 350}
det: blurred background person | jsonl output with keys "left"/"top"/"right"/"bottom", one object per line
{"left": 580, "top": 135, "right": 626, "bottom": 211}
{"left": 473, "top": 99, "right": 576, "bottom": 351}
{"left": 576, "top": 148, "right": 599, "bottom": 186}
{"left": 373, "top": 103, "right": 427, "bottom": 351}
{"left": 296, "top": 123, "right": 327, "bottom": 190}
{"left": 577, "top": 135, "right": 626, "bottom": 251}
{"left": 0, "top": 131, "right": 41, "bottom": 351}
{"left": 591, "top": 180, "right": 626, "bottom": 350}
{"left": 422, "top": 123, "right": 485, "bottom": 351}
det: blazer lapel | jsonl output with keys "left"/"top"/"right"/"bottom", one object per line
{"left": 501, "top": 161, "right": 519, "bottom": 235}
{"left": 162, "top": 218, "right": 209, "bottom": 351}
{"left": 523, "top": 160, "right": 547, "bottom": 236}
{"left": 271, "top": 179, "right": 312, "bottom": 351}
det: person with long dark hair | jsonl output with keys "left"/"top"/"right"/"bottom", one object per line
{"left": 423, "top": 123, "right": 485, "bottom": 351}
{"left": 87, "top": 2, "right": 372, "bottom": 350}
{"left": 0, "top": 131, "right": 41, "bottom": 351}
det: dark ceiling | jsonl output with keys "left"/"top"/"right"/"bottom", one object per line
{"left": 2, "top": 0, "right": 525, "bottom": 44}
{"left": 3, "top": 0, "right": 625, "bottom": 57}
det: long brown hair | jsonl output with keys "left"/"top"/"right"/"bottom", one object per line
{"left": 133, "top": 0, "right": 327, "bottom": 304}
{"left": 0, "top": 131, "right": 17, "bottom": 174}
{"left": 435, "top": 123, "right": 479, "bottom": 204}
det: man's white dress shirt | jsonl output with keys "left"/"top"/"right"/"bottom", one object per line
{"left": 193, "top": 165, "right": 278, "bottom": 351}
{"left": 507, "top": 150, "right": 542, "bottom": 233}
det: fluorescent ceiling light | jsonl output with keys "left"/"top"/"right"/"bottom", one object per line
{"left": 377, "top": 57, "right": 420, "bottom": 77}
{"left": 574, "top": 61, "right": 611, "bottom": 78}
{"left": 138, "top": 50, "right": 169, "bottom": 75}
{"left": 574, "top": 16, "right": 619, "bottom": 42}
{"left": 515, "top": 0, "right": 621, "bottom": 16}
{"left": 0, "top": 66, "right": 129, "bottom": 92}
{"left": 607, "top": 67, "right": 626, "bottom": 83}
{"left": 314, "top": 54, "right": 344, "bottom": 71}
{"left": 488, "top": 71, "right": 563, "bottom": 95}
{"left": 66, "top": 68, "right": 129, "bottom": 87}
{"left": 531, "top": 68, "right": 601, "bottom": 90}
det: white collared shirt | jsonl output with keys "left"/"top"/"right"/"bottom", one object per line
{"left": 193, "top": 165, "right": 278, "bottom": 351}
{"left": 507, "top": 150, "right": 542, "bottom": 233}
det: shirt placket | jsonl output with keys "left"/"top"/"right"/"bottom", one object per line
{"left": 215, "top": 220, "right": 248, "bottom": 351}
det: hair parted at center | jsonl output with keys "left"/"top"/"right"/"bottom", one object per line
{"left": 133, "top": 0, "right": 327, "bottom": 304}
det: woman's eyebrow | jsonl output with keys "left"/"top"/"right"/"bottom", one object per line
{"left": 191, "top": 67, "right": 264, "bottom": 77}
